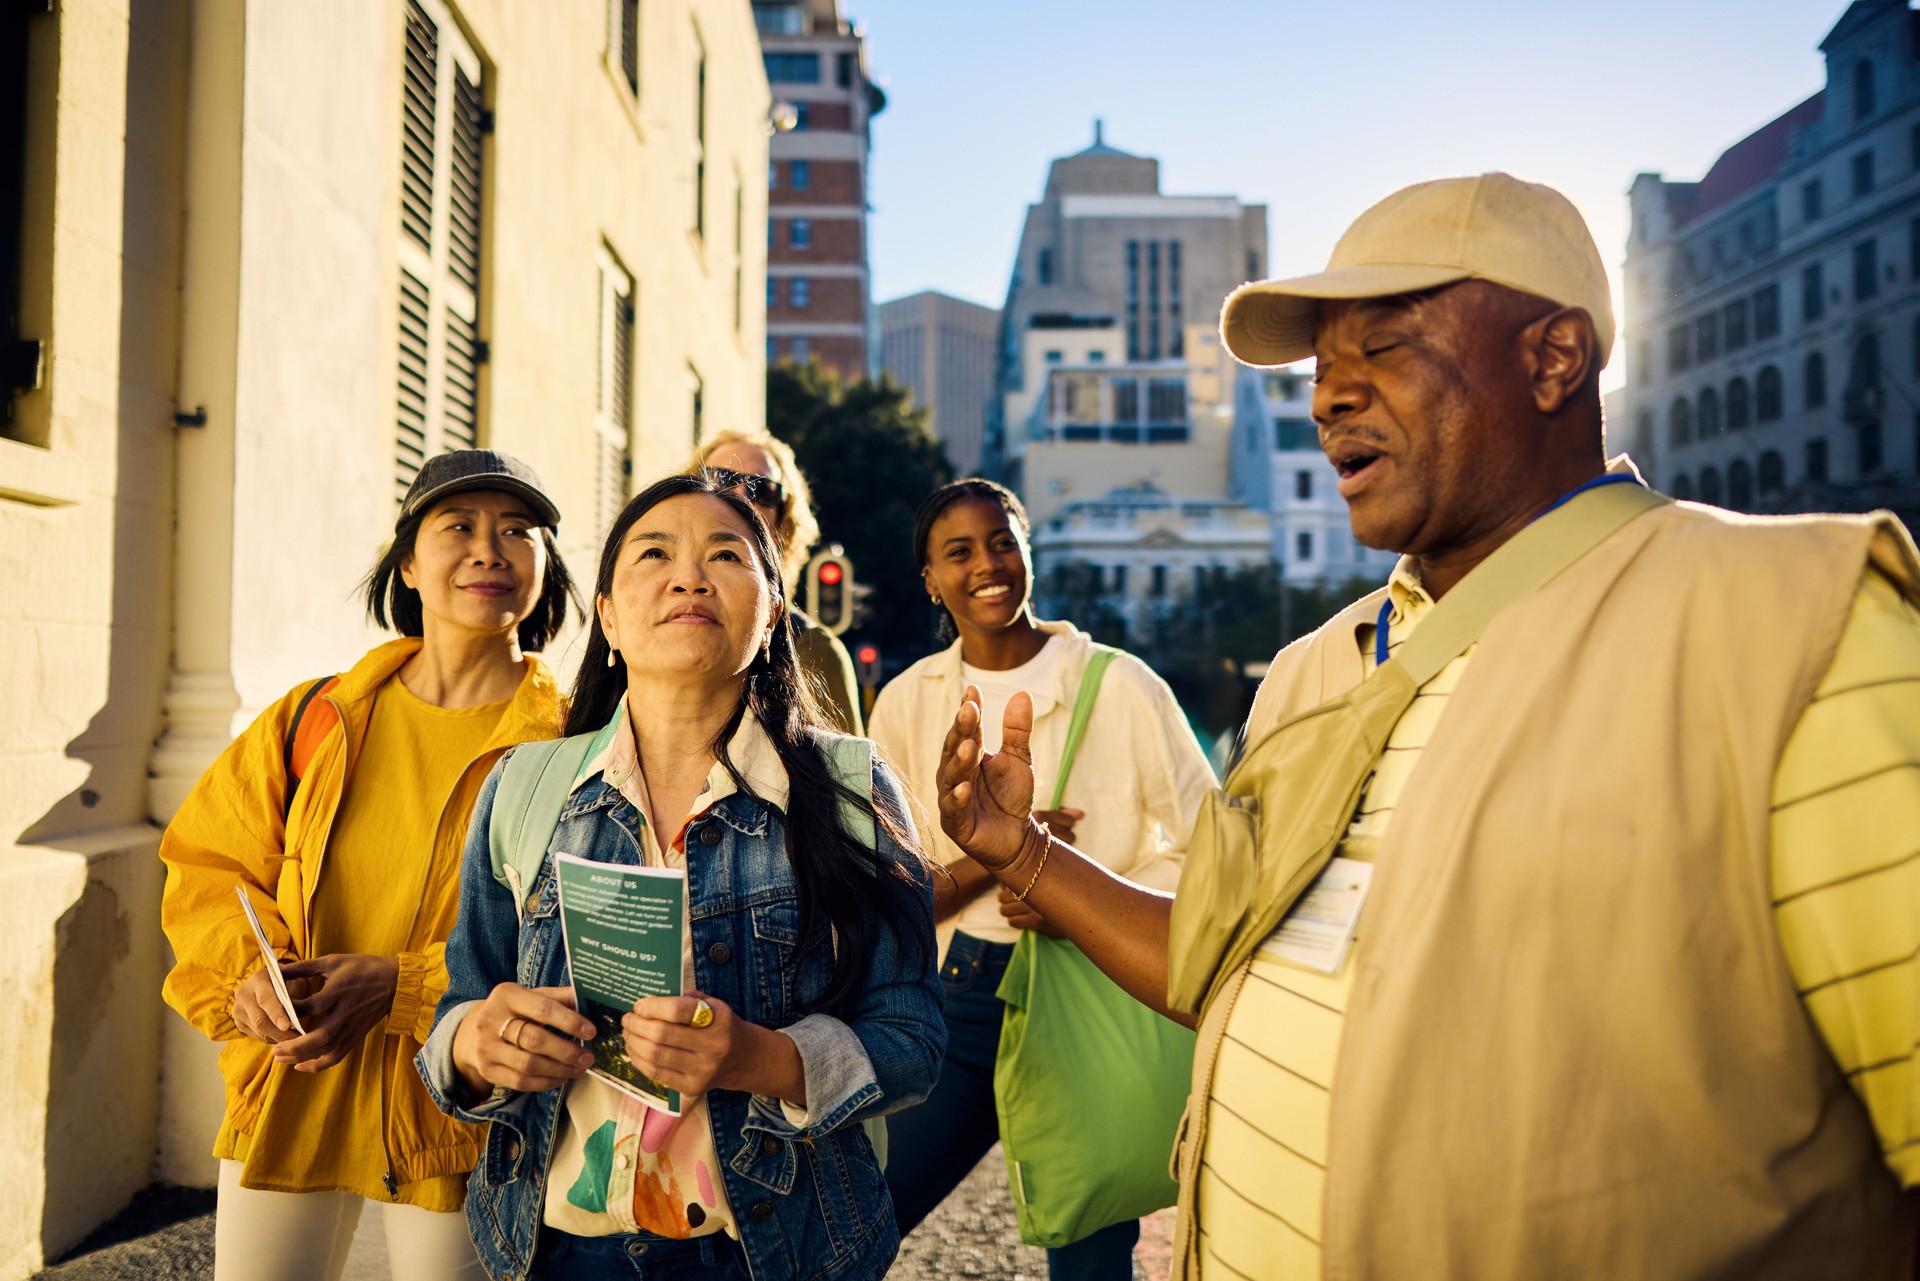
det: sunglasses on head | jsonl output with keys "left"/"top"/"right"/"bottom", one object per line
{"left": 708, "top": 468, "right": 786, "bottom": 510}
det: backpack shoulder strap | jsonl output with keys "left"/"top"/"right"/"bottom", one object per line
{"left": 1049, "top": 645, "right": 1117, "bottom": 810}
{"left": 282, "top": 675, "right": 341, "bottom": 819}
{"left": 817, "top": 734, "right": 876, "bottom": 847}
{"left": 488, "top": 733, "right": 599, "bottom": 912}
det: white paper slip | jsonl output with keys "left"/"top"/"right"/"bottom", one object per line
{"left": 1258, "top": 857, "right": 1373, "bottom": 975}
{"left": 234, "top": 885, "right": 305, "bottom": 1035}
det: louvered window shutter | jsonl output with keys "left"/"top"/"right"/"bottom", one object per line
{"left": 394, "top": 0, "right": 488, "bottom": 502}
{"left": 595, "top": 252, "right": 636, "bottom": 534}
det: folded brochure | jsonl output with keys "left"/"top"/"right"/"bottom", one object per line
{"left": 553, "top": 852, "right": 686, "bottom": 1115}
{"left": 234, "top": 885, "right": 305, "bottom": 1035}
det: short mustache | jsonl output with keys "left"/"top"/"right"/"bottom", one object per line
{"left": 1320, "top": 425, "right": 1389, "bottom": 453}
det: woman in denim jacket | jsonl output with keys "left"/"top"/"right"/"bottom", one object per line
{"left": 417, "top": 473, "right": 944, "bottom": 1281}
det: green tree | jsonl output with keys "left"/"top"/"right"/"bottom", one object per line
{"left": 767, "top": 361, "right": 953, "bottom": 659}
{"left": 1144, "top": 563, "right": 1381, "bottom": 740}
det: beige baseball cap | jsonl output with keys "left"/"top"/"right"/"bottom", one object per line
{"left": 1220, "top": 172, "right": 1614, "bottom": 370}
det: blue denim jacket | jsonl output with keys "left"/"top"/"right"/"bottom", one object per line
{"left": 415, "top": 737, "right": 943, "bottom": 1281}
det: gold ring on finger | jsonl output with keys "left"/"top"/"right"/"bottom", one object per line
{"left": 498, "top": 1016, "right": 522, "bottom": 1043}
{"left": 690, "top": 999, "right": 715, "bottom": 1029}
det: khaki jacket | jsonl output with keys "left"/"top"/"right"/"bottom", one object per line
{"left": 159, "top": 639, "right": 565, "bottom": 1190}
{"left": 1173, "top": 502, "right": 1920, "bottom": 1280}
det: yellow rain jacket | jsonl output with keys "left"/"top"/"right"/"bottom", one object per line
{"left": 159, "top": 638, "right": 565, "bottom": 1202}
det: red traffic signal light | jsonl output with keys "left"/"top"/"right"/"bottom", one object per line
{"left": 818, "top": 561, "right": 844, "bottom": 585}
{"left": 854, "top": 644, "right": 882, "bottom": 688}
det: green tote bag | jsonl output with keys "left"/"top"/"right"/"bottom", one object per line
{"left": 993, "top": 646, "right": 1197, "bottom": 1248}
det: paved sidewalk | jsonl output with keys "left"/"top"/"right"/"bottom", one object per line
{"left": 35, "top": 1149, "right": 1174, "bottom": 1280}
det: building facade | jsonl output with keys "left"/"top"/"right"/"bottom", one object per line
{"left": 1229, "top": 367, "right": 1397, "bottom": 587}
{"left": 1029, "top": 482, "right": 1273, "bottom": 646}
{"left": 0, "top": 1, "right": 768, "bottom": 1272}
{"left": 877, "top": 289, "right": 998, "bottom": 475}
{"left": 1620, "top": 0, "right": 1920, "bottom": 526}
{"left": 756, "top": 0, "right": 883, "bottom": 380}
{"left": 987, "top": 124, "right": 1267, "bottom": 492}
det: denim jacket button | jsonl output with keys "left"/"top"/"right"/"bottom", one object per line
{"left": 709, "top": 941, "right": 733, "bottom": 964}
{"left": 761, "top": 1135, "right": 782, "bottom": 1155}
{"left": 750, "top": 1202, "right": 774, "bottom": 1223}
{"left": 504, "top": 1137, "right": 521, "bottom": 1162}
{"left": 699, "top": 824, "right": 722, "bottom": 847}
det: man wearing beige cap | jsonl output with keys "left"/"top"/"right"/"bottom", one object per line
{"left": 933, "top": 172, "right": 1920, "bottom": 1279}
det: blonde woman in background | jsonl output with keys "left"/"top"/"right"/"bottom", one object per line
{"left": 689, "top": 429, "right": 863, "bottom": 734}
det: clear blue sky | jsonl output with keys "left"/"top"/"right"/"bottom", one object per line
{"left": 852, "top": 0, "right": 1843, "bottom": 392}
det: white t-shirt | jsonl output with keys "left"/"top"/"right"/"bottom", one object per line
{"left": 954, "top": 638, "right": 1064, "bottom": 940}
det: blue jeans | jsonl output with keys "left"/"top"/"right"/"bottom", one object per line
{"left": 884, "top": 932, "right": 1141, "bottom": 1281}
{"left": 528, "top": 1227, "right": 747, "bottom": 1279}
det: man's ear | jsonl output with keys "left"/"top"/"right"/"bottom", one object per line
{"left": 1527, "top": 308, "right": 1597, "bottom": 415}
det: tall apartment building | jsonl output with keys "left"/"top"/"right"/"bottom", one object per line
{"left": 0, "top": 3, "right": 767, "bottom": 1271}
{"left": 1620, "top": 0, "right": 1920, "bottom": 528}
{"left": 987, "top": 125, "right": 1267, "bottom": 522}
{"left": 877, "top": 289, "right": 998, "bottom": 474}
{"left": 756, "top": 0, "right": 883, "bottom": 380}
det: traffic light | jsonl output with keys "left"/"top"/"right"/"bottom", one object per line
{"left": 854, "top": 644, "right": 881, "bottom": 688}
{"left": 807, "top": 546, "right": 855, "bottom": 634}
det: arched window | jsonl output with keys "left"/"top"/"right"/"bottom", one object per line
{"left": 1756, "top": 366, "right": 1783, "bottom": 422}
{"left": 1805, "top": 351, "right": 1827, "bottom": 409}
{"left": 1854, "top": 59, "right": 1877, "bottom": 122}
{"left": 1669, "top": 397, "right": 1693, "bottom": 448}
{"left": 1728, "top": 458, "right": 1754, "bottom": 511}
{"left": 1670, "top": 473, "right": 1694, "bottom": 501}
{"left": 1698, "top": 387, "right": 1722, "bottom": 438}
{"left": 1726, "top": 377, "right": 1751, "bottom": 430}
{"left": 1759, "top": 450, "right": 1786, "bottom": 496}
{"left": 1699, "top": 465, "right": 1724, "bottom": 507}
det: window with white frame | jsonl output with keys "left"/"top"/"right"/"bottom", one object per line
{"left": 397, "top": 0, "right": 488, "bottom": 502}
{"left": 691, "top": 25, "right": 707, "bottom": 238}
{"left": 608, "top": 0, "right": 639, "bottom": 96}
{"left": 595, "top": 250, "right": 635, "bottom": 535}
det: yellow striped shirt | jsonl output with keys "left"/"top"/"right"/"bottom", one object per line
{"left": 1198, "top": 564, "right": 1920, "bottom": 1281}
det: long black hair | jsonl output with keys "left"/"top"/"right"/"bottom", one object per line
{"left": 364, "top": 500, "right": 579, "bottom": 652}
{"left": 911, "top": 478, "right": 1033, "bottom": 645}
{"left": 568, "top": 472, "right": 933, "bottom": 1015}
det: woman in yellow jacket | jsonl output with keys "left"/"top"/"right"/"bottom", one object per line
{"left": 160, "top": 451, "right": 576, "bottom": 1281}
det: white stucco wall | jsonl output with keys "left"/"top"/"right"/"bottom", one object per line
{"left": 2, "top": 0, "right": 771, "bottom": 1272}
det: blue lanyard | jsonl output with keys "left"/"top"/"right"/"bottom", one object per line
{"left": 1372, "top": 473, "right": 1642, "bottom": 668}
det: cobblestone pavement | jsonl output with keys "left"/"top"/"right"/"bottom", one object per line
{"left": 35, "top": 1149, "right": 1173, "bottom": 1280}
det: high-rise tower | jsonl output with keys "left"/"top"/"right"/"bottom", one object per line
{"left": 756, "top": 0, "right": 884, "bottom": 380}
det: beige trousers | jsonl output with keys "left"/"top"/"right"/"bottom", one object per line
{"left": 214, "top": 1160, "right": 486, "bottom": 1281}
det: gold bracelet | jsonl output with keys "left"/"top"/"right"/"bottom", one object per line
{"left": 1012, "top": 831, "right": 1051, "bottom": 902}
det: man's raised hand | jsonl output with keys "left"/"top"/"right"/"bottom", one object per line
{"left": 936, "top": 686, "right": 1048, "bottom": 875}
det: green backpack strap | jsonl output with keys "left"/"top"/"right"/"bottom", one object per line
{"left": 488, "top": 731, "right": 603, "bottom": 916}
{"left": 1048, "top": 645, "right": 1117, "bottom": 810}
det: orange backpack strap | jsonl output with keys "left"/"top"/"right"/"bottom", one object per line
{"left": 282, "top": 676, "right": 342, "bottom": 818}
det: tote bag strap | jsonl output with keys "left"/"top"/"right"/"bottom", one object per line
{"left": 1048, "top": 645, "right": 1118, "bottom": 810}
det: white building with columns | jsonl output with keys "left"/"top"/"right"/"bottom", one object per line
{"left": 0, "top": 1, "right": 769, "bottom": 1273}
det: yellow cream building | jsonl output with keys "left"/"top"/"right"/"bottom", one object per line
{"left": 0, "top": 1, "right": 769, "bottom": 1273}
